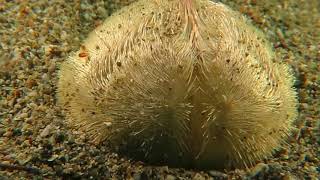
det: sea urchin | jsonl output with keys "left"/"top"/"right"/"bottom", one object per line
{"left": 57, "top": 0, "right": 298, "bottom": 169}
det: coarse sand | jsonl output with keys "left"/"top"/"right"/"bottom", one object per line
{"left": 0, "top": 0, "right": 319, "bottom": 179}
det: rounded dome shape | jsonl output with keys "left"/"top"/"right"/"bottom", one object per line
{"left": 57, "top": 0, "right": 297, "bottom": 169}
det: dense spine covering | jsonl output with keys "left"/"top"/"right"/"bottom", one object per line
{"left": 57, "top": 0, "right": 297, "bottom": 169}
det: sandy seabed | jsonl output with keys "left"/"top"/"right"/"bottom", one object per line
{"left": 0, "top": 0, "right": 319, "bottom": 179}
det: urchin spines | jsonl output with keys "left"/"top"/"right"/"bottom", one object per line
{"left": 57, "top": 0, "right": 298, "bottom": 169}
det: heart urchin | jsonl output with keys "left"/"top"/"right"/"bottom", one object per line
{"left": 57, "top": 0, "right": 298, "bottom": 169}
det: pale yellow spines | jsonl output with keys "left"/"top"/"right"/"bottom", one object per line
{"left": 57, "top": 0, "right": 298, "bottom": 169}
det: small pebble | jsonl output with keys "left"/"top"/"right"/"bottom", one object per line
{"left": 40, "top": 124, "right": 53, "bottom": 137}
{"left": 247, "top": 163, "right": 269, "bottom": 178}
{"left": 208, "top": 170, "right": 228, "bottom": 178}
{"left": 193, "top": 173, "right": 206, "bottom": 180}
{"left": 166, "top": 174, "right": 176, "bottom": 180}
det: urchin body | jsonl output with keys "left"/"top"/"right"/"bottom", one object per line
{"left": 57, "top": 0, "right": 297, "bottom": 169}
